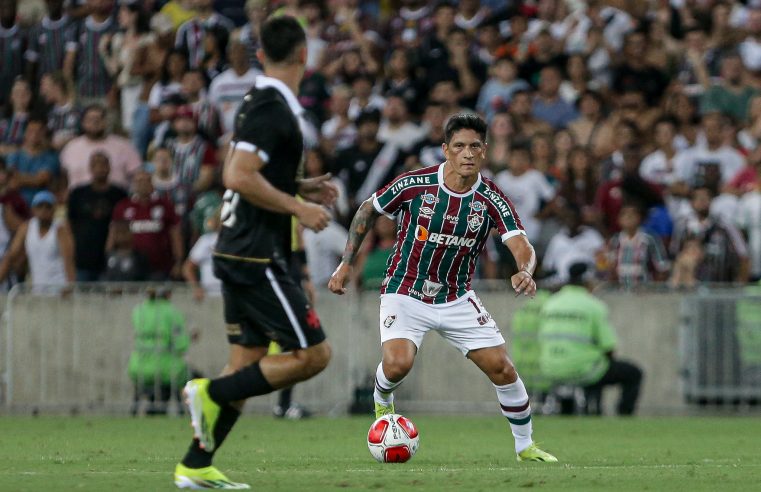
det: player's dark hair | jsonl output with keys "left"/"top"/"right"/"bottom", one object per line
{"left": 444, "top": 113, "right": 487, "bottom": 144}
{"left": 260, "top": 16, "right": 306, "bottom": 64}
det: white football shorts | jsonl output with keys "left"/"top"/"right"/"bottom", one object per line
{"left": 378, "top": 291, "right": 505, "bottom": 356}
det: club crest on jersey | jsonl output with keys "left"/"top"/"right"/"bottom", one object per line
{"left": 383, "top": 315, "right": 396, "bottom": 328}
{"left": 467, "top": 213, "right": 484, "bottom": 232}
{"left": 420, "top": 193, "right": 439, "bottom": 205}
{"left": 422, "top": 279, "right": 443, "bottom": 297}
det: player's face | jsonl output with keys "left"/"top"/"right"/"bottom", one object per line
{"left": 443, "top": 129, "right": 486, "bottom": 178}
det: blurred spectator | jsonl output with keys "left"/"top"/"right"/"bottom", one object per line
{"left": 671, "top": 187, "right": 749, "bottom": 284}
{"left": 6, "top": 118, "right": 59, "bottom": 207}
{"left": 208, "top": 38, "right": 261, "bottom": 138}
{"left": 159, "top": 0, "right": 196, "bottom": 30}
{"left": 530, "top": 132, "right": 555, "bottom": 178}
{"left": 551, "top": 128, "right": 575, "bottom": 181}
{"left": 102, "top": 219, "right": 150, "bottom": 281}
{"left": 40, "top": 72, "right": 80, "bottom": 151}
{"left": 596, "top": 145, "right": 664, "bottom": 235}
{"left": 0, "top": 0, "right": 26, "bottom": 109}
{"left": 485, "top": 111, "right": 515, "bottom": 174}
{"left": 67, "top": 151, "right": 127, "bottom": 281}
{"left": 563, "top": 0, "right": 633, "bottom": 55}
{"left": 559, "top": 54, "right": 593, "bottom": 104}
{"left": 673, "top": 112, "right": 745, "bottom": 193}
{"left": 567, "top": 90, "right": 612, "bottom": 159}
{"left": 509, "top": 89, "right": 552, "bottom": 139}
{"left": 663, "top": 90, "right": 701, "bottom": 151}
{"left": 676, "top": 27, "right": 714, "bottom": 97}
{"left": 494, "top": 142, "right": 555, "bottom": 244}
{"left": 599, "top": 119, "right": 640, "bottom": 182}
{"left": 234, "top": 0, "right": 266, "bottom": 70}
{"left": 175, "top": 0, "right": 234, "bottom": 70}
{"left": 188, "top": 189, "right": 222, "bottom": 242}
{"left": 128, "top": 287, "right": 190, "bottom": 415}
{"left": 60, "top": 104, "right": 142, "bottom": 190}
{"left": 640, "top": 116, "right": 681, "bottom": 191}
{"left": 606, "top": 203, "right": 670, "bottom": 289}
{"left": 0, "top": 190, "right": 75, "bottom": 293}
{"left": 333, "top": 109, "right": 404, "bottom": 208}
{"left": 183, "top": 208, "right": 221, "bottom": 301}
{"left": 148, "top": 49, "right": 189, "bottom": 130}
{"left": 320, "top": 85, "right": 357, "bottom": 157}
{"left": 541, "top": 205, "right": 604, "bottom": 286}
{"left": 419, "top": 1, "right": 456, "bottom": 71}
{"left": 352, "top": 215, "right": 397, "bottom": 290}
{"left": 200, "top": 26, "right": 227, "bottom": 81}
{"left": 429, "top": 78, "right": 469, "bottom": 117}
{"left": 347, "top": 73, "right": 385, "bottom": 120}
{"left": 559, "top": 146, "right": 599, "bottom": 222}
{"left": 110, "top": 170, "right": 183, "bottom": 280}
{"left": 738, "top": 94, "right": 761, "bottom": 152}
{"left": 377, "top": 93, "right": 426, "bottom": 152}
{"left": 610, "top": 89, "right": 660, "bottom": 144}
{"left": 405, "top": 100, "right": 447, "bottom": 169}
{"left": 381, "top": 48, "right": 423, "bottom": 115}
{"left": 25, "top": 0, "right": 77, "bottom": 83}
{"left": 0, "top": 158, "right": 29, "bottom": 223}
{"left": 180, "top": 68, "right": 220, "bottom": 143}
{"left": 739, "top": 7, "right": 761, "bottom": 72}
{"left": 737, "top": 177, "right": 761, "bottom": 281}
{"left": 65, "top": 0, "right": 117, "bottom": 107}
{"left": 612, "top": 30, "right": 668, "bottom": 107}
{"left": 100, "top": 1, "right": 154, "bottom": 133}
{"left": 150, "top": 146, "right": 191, "bottom": 221}
{"left": 539, "top": 263, "right": 643, "bottom": 416}
{"left": 388, "top": 0, "right": 433, "bottom": 50}
{"left": 162, "top": 104, "right": 216, "bottom": 193}
{"left": 476, "top": 56, "right": 530, "bottom": 123}
{"left": 700, "top": 52, "right": 759, "bottom": 123}
{"left": 425, "top": 28, "right": 486, "bottom": 106}
{"left": 519, "top": 28, "right": 565, "bottom": 87}
{"left": 0, "top": 78, "right": 36, "bottom": 157}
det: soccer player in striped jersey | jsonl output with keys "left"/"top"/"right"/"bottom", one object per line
{"left": 329, "top": 113, "right": 558, "bottom": 463}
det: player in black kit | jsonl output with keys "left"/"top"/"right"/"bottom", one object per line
{"left": 174, "top": 16, "right": 336, "bottom": 490}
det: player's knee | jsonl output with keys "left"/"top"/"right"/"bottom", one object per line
{"left": 490, "top": 360, "right": 518, "bottom": 386}
{"left": 303, "top": 342, "right": 331, "bottom": 377}
{"left": 382, "top": 354, "right": 414, "bottom": 382}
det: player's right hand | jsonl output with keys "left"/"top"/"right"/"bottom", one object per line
{"left": 297, "top": 202, "right": 331, "bottom": 232}
{"left": 328, "top": 262, "right": 351, "bottom": 295}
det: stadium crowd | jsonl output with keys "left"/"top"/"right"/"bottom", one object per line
{"left": 1, "top": 0, "right": 761, "bottom": 294}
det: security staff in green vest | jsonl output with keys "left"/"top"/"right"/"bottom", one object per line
{"left": 539, "top": 263, "right": 643, "bottom": 415}
{"left": 511, "top": 290, "right": 553, "bottom": 397}
{"left": 128, "top": 287, "right": 191, "bottom": 415}
{"left": 736, "top": 282, "right": 761, "bottom": 380}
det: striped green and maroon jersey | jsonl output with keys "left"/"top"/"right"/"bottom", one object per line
{"left": 26, "top": 15, "right": 78, "bottom": 78}
{"left": 0, "top": 24, "right": 27, "bottom": 106}
{"left": 372, "top": 163, "right": 525, "bottom": 304}
{"left": 74, "top": 16, "right": 115, "bottom": 99}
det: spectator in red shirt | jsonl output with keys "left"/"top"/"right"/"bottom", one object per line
{"left": 110, "top": 170, "right": 184, "bottom": 280}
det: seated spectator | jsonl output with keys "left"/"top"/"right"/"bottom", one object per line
{"left": 161, "top": 105, "right": 217, "bottom": 193}
{"left": 532, "top": 66, "right": 579, "bottom": 130}
{"left": 60, "top": 104, "right": 142, "bottom": 190}
{"left": 6, "top": 119, "right": 59, "bottom": 207}
{"left": 208, "top": 38, "right": 261, "bottom": 139}
{"left": 606, "top": 204, "right": 670, "bottom": 289}
{"left": 183, "top": 208, "right": 221, "bottom": 301}
{"left": 0, "top": 191, "right": 75, "bottom": 293}
{"left": 700, "top": 51, "right": 759, "bottom": 124}
{"left": 40, "top": 72, "right": 80, "bottom": 151}
{"left": 320, "top": 85, "right": 357, "bottom": 157}
{"left": 541, "top": 205, "right": 604, "bottom": 287}
{"left": 0, "top": 78, "right": 36, "bottom": 157}
{"left": 539, "top": 263, "right": 643, "bottom": 416}
{"left": 673, "top": 112, "right": 745, "bottom": 193}
{"left": 670, "top": 186, "right": 749, "bottom": 284}
{"left": 102, "top": 219, "right": 150, "bottom": 281}
{"left": 67, "top": 152, "right": 127, "bottom": 281}
{"left": 494, "top": 142, "right": 555, "bottom": 244}
{"left": 110, "top": 170, "right": 183, "bottom": 280}
{"left": 476, "top": 56, "right": 530, "bottom": 123}
{"left": 405, "top": 101, "right": 447, "bottom": 169}
{"left": 377, "top": 93, "right": 427, "bottom": 152}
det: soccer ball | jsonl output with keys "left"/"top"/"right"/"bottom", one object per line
{"left": 367, "top": 414, "right": 420, "bottom": 463}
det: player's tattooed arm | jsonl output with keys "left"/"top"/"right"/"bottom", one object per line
{"left": 342, "top": 198, "right": 381, "bottom": 265}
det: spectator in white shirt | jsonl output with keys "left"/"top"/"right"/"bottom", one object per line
{"left": 541, "top": 204, "right": 605, "bottom": 287}
{"left": 320, "top": 85, "right": 357, "bottom": 157}
{"left": 183, "top": 209, "right": 221, "bottom": 301}
{"left": 377, "top": 93, "right": 427, "bottom": 152}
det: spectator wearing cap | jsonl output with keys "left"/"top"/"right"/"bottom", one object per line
{"left": 175, "top": 0, "right": 234, "bottom": 70}
{"left": 476, "top": 56, "right": 530, "bottom": 124}
{"left": 6, "top": 119, "right": 60, "bottom": 207}
{"left": 531, "top": 65, "right": 579, "bottom": 130}
{"left": 0, "top": 190, "right": 75, "bottom": 293}
{"left": 208, "top": 39, "right": 261, "bottom": 139}
{"left": 162, "top": 104, "right": 217, "bottom": 194}
{"left": 700, "top": 52, "right": 759, "bottom": 124}
{"left": 59, "top": 104, "right": 142, "bottom": 190}
{"left": 110, "top": 170, "right": 183, "bottom": 280}
{"left": 67, "top": 151, "right": 127, "bottom": 281}
{"left": 377, "top": 93, "right": 426, "bottom": 152}
{"left": 333, "top": 109, "right": 405, "bottom": 210}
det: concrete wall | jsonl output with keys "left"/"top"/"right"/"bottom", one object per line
{"left": 0, "top": 287, "right": 686, "bottom": 415}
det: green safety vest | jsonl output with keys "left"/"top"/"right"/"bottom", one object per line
{"left": 736, "top": 285, "right": 761, "bottom": 366}
{"left": 511, "top": 290, "right": 552, "bottom": 392}
{"left": 538, "top": 286, "right": 616, "bottom": 386}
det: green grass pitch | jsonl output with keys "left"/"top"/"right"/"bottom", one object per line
{"left": 0, "top": 415, "right": 759, "bottom": 491}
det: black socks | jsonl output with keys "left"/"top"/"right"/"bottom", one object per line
{"left": 207, "top": 361, "right": 275, "bottom": 404}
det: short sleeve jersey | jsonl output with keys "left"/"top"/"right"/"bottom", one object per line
{"left": 214, "top": 77, "right": 304, "bottom": 284}
{"left": 372, "top": 162, "right": 524, "bottom": 304}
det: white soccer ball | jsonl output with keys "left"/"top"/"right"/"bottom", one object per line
{"left": 367, "top": 413, "right": 420, "bottom": 463}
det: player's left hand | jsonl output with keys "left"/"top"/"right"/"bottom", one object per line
{"left": 511, "top": 271, "right": 536, "bottom": 298}
{"left": 298, "top": 173, "right": 339, "bottom": 206}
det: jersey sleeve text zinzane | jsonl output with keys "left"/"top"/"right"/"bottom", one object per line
{"left": 372, "top": 169, "right": 436, "bottom": 218}
{"left": 476, "top": 177, "right": 525, "bottom": 242}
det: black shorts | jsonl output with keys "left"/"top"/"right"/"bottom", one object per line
{"left": 221, "top": 264, "right": 326, "bottom": 350}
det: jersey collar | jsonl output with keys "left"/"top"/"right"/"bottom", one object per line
{"left": 437, "top": 161, "right": 482, "bottom": 198}
{"left": 255, "top": 75, "right": 305, "bottom": 117}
